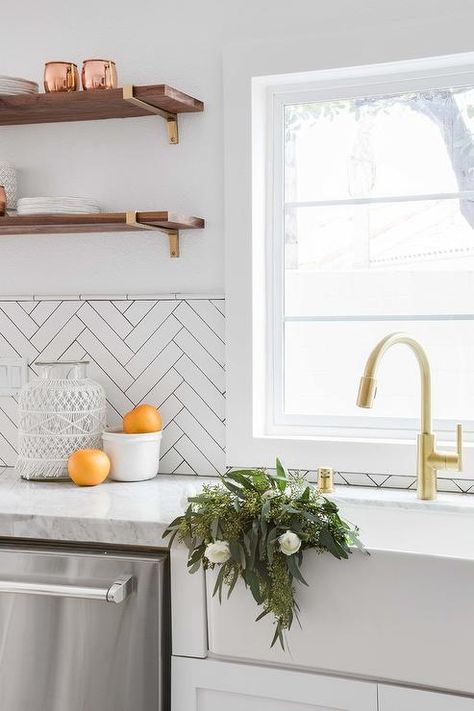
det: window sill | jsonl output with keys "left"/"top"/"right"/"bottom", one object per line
{"left": 327, "top": 483, "right": 474, "bottom": 510}
{"left": 226, "top": 430, "right": 474, "bottom": 479}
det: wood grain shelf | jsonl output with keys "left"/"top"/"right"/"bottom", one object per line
{"left": 0, "top": 84, "right": 204, "bottom": 143}
{"left": 0, "top": 211, "right": 205, "bottom": 258}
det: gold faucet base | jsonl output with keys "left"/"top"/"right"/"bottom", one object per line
{"left": 417, "top": 433, "right": 437, "bottom": 500}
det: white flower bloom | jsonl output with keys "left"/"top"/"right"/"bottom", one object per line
{"left": 278, "top": 530, "right": 302, "bottom": 556}
{"left": 205, "top": 540, "right": 231, "bottom": 564}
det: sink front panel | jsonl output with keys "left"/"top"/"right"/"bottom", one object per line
{"left": 207, "top": 502, "right": 474, "bottom": 693}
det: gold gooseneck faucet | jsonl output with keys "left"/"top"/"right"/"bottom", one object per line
{"left": 356, "top": 333, "right": 463, "bottom": 501}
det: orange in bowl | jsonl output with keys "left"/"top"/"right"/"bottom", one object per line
{"left": 123, "top": 404, "right": 162, "bottom": 434}
{"left": 68, "top": 449, "right": 110, "bottom": 487}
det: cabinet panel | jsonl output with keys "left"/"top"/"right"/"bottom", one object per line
{"left": 379, "top": 685, "right": 474, "bottom": 710}
{"left": 198, "top": 688, "right": 334, "bottom": 710}
{"left": 172, "top": 657, "right": 377, "bottom": 711}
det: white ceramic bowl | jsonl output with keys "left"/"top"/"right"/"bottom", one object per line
{"left": 102, "top": 429, "right": 162, "bottom": 482}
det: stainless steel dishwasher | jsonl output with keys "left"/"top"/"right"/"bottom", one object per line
{"left": 0, "top": 542, "right": 169, "bottom": 711}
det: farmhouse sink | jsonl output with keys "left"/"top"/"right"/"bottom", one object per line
{"left": 206, "top": 486, "right": 474, "bottom": 695}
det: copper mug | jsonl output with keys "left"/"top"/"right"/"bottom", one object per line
{"left": 81, "top": 59, "right": 117, "bottom": 90}
{"left": 44, "top": 62, "right": 79, "bottom": 92}
{"left": 0, "top": 186, "right": 6, "bottom": 217}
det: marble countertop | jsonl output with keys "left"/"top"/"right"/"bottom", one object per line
{"left": 0, "top": 467, "right": 210, "bottom": 547}
{"left": 0, "top": 467, "right": 473, "bottom": 548}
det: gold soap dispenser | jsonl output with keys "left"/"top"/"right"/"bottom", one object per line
{"left": 317, "top": 467, "right": 334, "bottom": 493}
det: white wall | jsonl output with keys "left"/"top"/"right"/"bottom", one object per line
{"left": 1, "top": 0, "right": 474, "bottom": 296}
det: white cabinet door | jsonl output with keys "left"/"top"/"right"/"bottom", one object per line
{"left": 379, "top": 685, "right": 474, "bottom": 710}
{"left": 172, "top": 657, "right": 377, "bottom": 711}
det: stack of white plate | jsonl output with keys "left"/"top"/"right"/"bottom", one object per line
{"left": 0, "top": 76, "right": 39, "bottom": 95}
{"left": 17, "top": 197, "right": 101, "bottom": 215}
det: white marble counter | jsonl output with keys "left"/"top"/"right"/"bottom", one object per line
{"left": 0, "top": 467, "right": 211, "bottom": 547}
{"left": 0, "top": 467, "right": 473, "bottom": 548}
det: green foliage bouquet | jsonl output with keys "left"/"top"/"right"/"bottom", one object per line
{"left": 163, "top": 460, "right": 365, "bottom": 649}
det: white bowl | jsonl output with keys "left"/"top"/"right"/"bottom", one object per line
{"left": 102, "top": 429, "right": 162, "bottom": 482}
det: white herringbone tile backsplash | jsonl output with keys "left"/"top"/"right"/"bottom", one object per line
{"left": 1, "top": 296, "right": 473, "bottom": 493}
{"left": 0, "top": 297, "right": 225, "bottom": 476}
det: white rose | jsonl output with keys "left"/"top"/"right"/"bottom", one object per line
{"left": 205, "top": 540, "right": 231, "bottom": 564}
{"left": 278, "top": 530, "right": 302, "bottom": 556}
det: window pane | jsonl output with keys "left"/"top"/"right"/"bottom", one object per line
{"left": 285, "top": 198, "right": 474, "bottom": 274}
{"left": 279, "top": 82, "right": 474, "bottom": 433}
{"left": 284, "top": 199, "right": 474, "bottom": 318}
{"left": 285, "top": 88, "right": 474, "bottom": 202}
{"left": 284, "top": 320, "right": 474, "bottom": 423}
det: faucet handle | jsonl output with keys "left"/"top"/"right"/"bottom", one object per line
{"left": 457, "top": 423, "right": 463, "bottom": 472}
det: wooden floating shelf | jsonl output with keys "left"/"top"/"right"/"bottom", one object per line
{"left": 0, "top": 211, "right": 205, "bottom": 258}
{"left": 0, "top": 84, "right": 204, "bottom": 143}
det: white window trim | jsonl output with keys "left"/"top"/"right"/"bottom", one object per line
{"left": 224, "top": 36, "right": 474, "bottom": 475}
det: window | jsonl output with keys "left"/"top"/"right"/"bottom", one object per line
{"left": 270, "top": 68, "right": 474, "bottom": 441}
{"left": 225, "top": 48, "right": 474, "bottom": 472}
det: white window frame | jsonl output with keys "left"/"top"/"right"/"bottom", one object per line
{"left": 224, "top": 37, "right": 474, "bottom": 475}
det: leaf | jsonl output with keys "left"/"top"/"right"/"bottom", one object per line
{"left": 266, "top": 527, "right": 279, "bottom": 565}
{"left": 286, "top": 553, "right": 309, "bottom": 587}
{"left": 229, "top": 540, "right": 241, "bottom": 564}
{"left": 212, "top": 565, "right": 227, "bottom": 603}
{"left": 250, "top": 521, "right": 259, "bottom": 568}
{"left": 319, "top": 526, "right": 346, "bottom": 559}
{"left": 210, "top": 518, "right": 219, "bottom": 540}
{"left": 162, "top": 514, "right": 184, "bottom": 537}
{"left": 188, "top": 561, "right": 201, "bottom": 574}
{"left": 261, "top": 498, "right": 271, "bottom": 518}
{"left": 165, "top": 528, "right": 179, "bottom": 548}
{"left": 270, "top": 625, "right": 280, "bottom": 648}
{"left": 226, "top": 470, "right": 256, "bottom": 490}
{"left": 243, "top": 569, "right": 262, "bottom": 604}
{"left": 187, "top": 543, "right": 206, "bottom": 570}
{"left": 322, "top": 498, "right": 338, "bottom": 513}
{"left": 270, "top": 623, "right": 285, "bottom": 650}
{"left": 222, "top": 480, "right": 246, "bottom": 499}
{"left": 259, "top": 499, "right": 270, "bottom": 553}
{"left": 300, "top": 486, "right": 310, "bottom": 502}
{"left": 238, "top": 542, "right": 247, "bottom": 569}
{"left": 283, "top": 505, "right": 301, "bottom": 515}
{"left": 255, "top": 609, "right": 271, "bottom": 622}
{"left": 275, "top": 458, "right": 287, "bottom": 491}
{"left": 227, "top": 565, "right": 239, "bottom": 598}
{"left": 301, "top": 511, "right": 321, "bottom": 524}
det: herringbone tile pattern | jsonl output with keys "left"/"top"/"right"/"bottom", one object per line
{"left": 0, "top": 298, "right": 226, "bottom": 475}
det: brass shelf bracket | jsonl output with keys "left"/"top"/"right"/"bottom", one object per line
{"left": 122, "top": 85, "right": 179, "bottom": 144}
{"left": 125, "top": 211, "right": 180, "bottom": 257}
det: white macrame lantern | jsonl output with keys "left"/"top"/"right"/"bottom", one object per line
{"left": 16, "top": 361, "right": 106, "bottom": 480}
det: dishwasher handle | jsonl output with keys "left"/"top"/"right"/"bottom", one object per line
{"left": 0, "top": 574, "right": 135, "bottom": 604}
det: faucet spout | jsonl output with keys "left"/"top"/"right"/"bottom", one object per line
{"left": 356, "top": 332, "right": 462, "bottom": 500}
{"left": 356, "top": 332, "right": 432, "bottom": 434}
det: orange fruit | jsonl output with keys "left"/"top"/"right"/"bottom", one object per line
{"left": 68, "top": 449, "right": 110, "bottom": 487}
{"left": 123, "top": 404, "right": 162, "bottom": 434}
